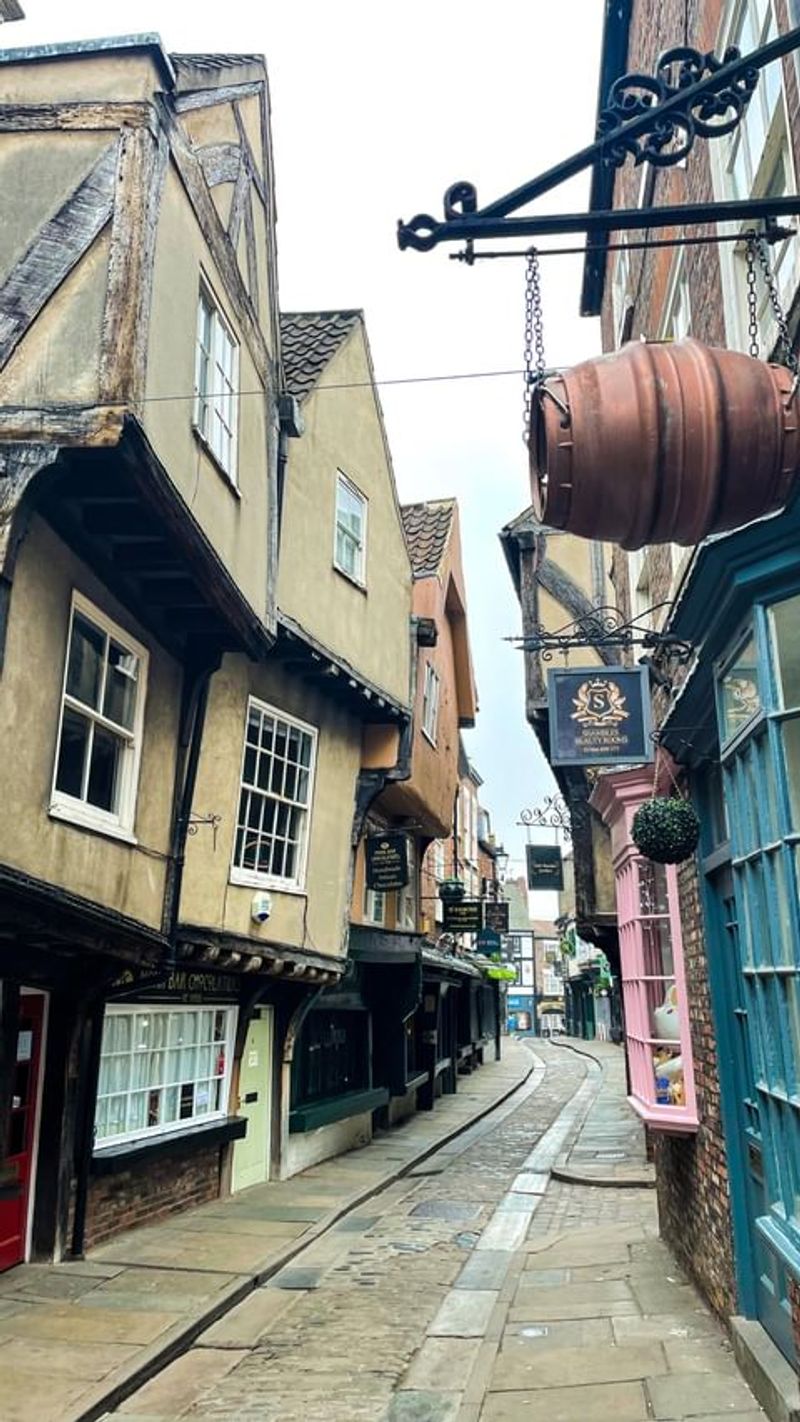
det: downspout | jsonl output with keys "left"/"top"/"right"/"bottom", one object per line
{"left": 162, "top": 654, "right": 221, "bottom": 959}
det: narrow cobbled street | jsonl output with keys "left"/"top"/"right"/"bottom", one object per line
{"left": 98, "top": 1042, "right": 764, "bottom": 1422}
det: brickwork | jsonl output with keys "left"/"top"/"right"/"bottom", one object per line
{"left": 83, "top": 1143, "right": 224, "bottom": 1250}
{"left": 789, "top": 1275, "right": 800, "bottom": 1369}
{"left": 654, "top": 854, "right": 737, "bottom": 1321}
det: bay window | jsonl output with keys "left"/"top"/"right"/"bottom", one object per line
{"left": 95, "top": 1006, "right": 235, "bottom": 1146}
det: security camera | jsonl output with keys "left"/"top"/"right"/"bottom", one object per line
{"left": 251, "top": 891, "right": 272, "bottom": 924}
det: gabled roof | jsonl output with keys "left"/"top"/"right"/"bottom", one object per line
{"left": 280, "top": 310, "right": 362, "bottom": 403}
{"left": 401, "top": 499, "right": 456, "bottom": 579}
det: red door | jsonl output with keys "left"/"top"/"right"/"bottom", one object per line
{"left": 0, "top": 994, "right": 44, "bottom": 1272}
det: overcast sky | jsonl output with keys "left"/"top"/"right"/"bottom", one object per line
{"left": 7, "top": 1, "right": 605, "bottom": 893}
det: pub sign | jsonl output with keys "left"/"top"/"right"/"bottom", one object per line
{"left": 548, "top": 665, "right": 653, "bottom": 766}
{"left": 443, "top": 899, "right": 483, "bottom": 934}
{"left": 526, "top": 844, "right": 564, "bottom": 892}
{"left": 366, "top": 832, "right": 409, "bottom": 891}
{"left": 484, "top": 900, "right": 510, "bottom": 933}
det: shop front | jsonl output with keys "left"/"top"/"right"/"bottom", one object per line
{"left": 655, "top": 496, "right": 800, "bottom": 1364}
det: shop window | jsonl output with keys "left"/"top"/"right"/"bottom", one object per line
{"left": 291, "top": 1009, "right": 370, "bottom": 1106}
{"left": 334, "top": 473, "right": 367, "bottom": 585}
{"left": 593, "top": 771, "right": 698, "bottom": 1131}
{"left": 51, "top": 595, "right": 148, "bottom": 839}
{"left": 363, "top": 880, "right": 385, "bottom": 925}
{"left": 194, "top": 284, "right": 239, "bottom": 480}
{"left": 398, "top": 838, "right": 417, "bottom": 931}
{"left": 95, "top": 1006, "right": 235, "bottom": 1146}
{"left": 231, "top": 699, "right": 317, "bottom": 890}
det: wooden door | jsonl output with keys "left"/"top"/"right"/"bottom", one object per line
{"left": 0, "top": 993, "right": 44, "bottom": 1272}
{"left": 232, "top": 1007, "right": 273, "bottom": 1193}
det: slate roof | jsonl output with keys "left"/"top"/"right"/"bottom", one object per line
{"left": 280, "top": 310, "right": 362, "bottom": 402}
{"left": 400, "top": 499, "right": 455, "bottom": 579}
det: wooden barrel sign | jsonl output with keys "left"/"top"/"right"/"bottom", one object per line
{"left": 529, "top": 337, "right": 800, "bottom": 549}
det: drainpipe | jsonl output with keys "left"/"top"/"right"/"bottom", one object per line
{"left": 161, "top": 655, "right": 221, "bottom": 958}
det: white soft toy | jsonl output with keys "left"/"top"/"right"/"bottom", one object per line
{"left": 653, "top": 983, "right": 680, "bottom": 1042}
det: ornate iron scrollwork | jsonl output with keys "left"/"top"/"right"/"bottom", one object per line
{"left": 599, "top": 45, "right": 759, "bottom": 168}
{"left": 519, "top": 795, "right": 574, "bottom": 839}
{"left": 511, "top": 604, "right": 693, "bottom": 663}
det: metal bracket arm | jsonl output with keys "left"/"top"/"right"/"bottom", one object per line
{"left": 398, "top": 28, "right": 800, "bottom": 252}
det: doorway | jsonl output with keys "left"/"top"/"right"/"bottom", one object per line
{"left": 0, "top": 992, "right": 45, "bottom": 1272}
{"left": 232, "top": 1006, "right": 273, "bottom": 1193}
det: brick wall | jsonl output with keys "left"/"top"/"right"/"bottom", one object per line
{"left": 84, "top": 1143, "right": 224, "bottom": 1251}
{"left": 654, "top": 855, "right": 737, "bottom": 1320}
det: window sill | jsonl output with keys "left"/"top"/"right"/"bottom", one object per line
{"left": 289, "top": 1087, "right": 389, "bottom": 1133}
{"left": 192, "top": 426, "right": 241, "bottom": 497}
{"left": 48, "top": 802, "right": 138, "bottom": 846}
{"left": 332, "top": 563, "right": 367, "bottom": 595}
{"left": 421, "top": 727, "right": 438, "bottom": 749}
{"left": 91, "top": 1115, "right": 247, "bottom": 1174}
{"left": 229, "top": 868, "right": 308, "bottom": 895}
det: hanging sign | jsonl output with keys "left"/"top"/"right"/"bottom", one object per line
{"left": 443, "top": 899, "right": 482, "bottom": 934}
{"left": 526, "top": 844, "right": 564, "bottom": 891}
{"left": 366, "top": 832, "right": 409, "bottom": 891}
{"left": 484, "top": 901, "right": 509, "bottom": 932}
{"left": 476, "top": 927, "right": 502, "bottom": 958}
{"left": 548, "top": 666, "right": 653, "bottom": 766}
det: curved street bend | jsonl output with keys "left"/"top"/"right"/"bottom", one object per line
{"left": 8, "top": 1039, "right": 759, "bottom": 1422}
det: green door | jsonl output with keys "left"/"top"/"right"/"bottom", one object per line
{"left": 232, "top": 1007, "right": 273, "bottom": 1193}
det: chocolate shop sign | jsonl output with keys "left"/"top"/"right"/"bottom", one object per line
{"left": 548, "top": 666, "right": 653, "bottom": 767}
{"left": 366, "top": 832, "right": 409, "bottom": 891}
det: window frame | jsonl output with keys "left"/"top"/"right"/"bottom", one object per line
{"left": 50, "top": 592, "right": 148, "bottom": 842}
{"left": 421, "top": 662, "right": 440, "bottom": 746}
{"left": 93, "top": 1003, "right": 236, "bottom": 1149}
{"left": 193, "top": 281, "right": 240, "bottom": 485}
{"left": 230, "top": 698, "right": 318, "bottom": 893}
{"left": 397, "top": 837, "right": 417, "bottom": 931}
{"left": 333, "top": 471, "right": 368, "bottom": 587}
{"left": 363, "top": 880, "right": 386, "bottom": 926}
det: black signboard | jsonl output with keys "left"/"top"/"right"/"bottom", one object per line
{"left": 443, "top": 899, "right": 483, "bottom": 934}
{"left": 526, "top": 844, "right": 564, "bottom": 891}
{"left": 548, "top": 665, "right": 653, "bottom": 766}
{"left": 484, "top": 900, "right": 510, "bottom": 933}
{"left": 108, "top": 968, "right": 241, "bottom": 1004}
{"left": 366, "top": 832, "right": 409, "bottom": 891}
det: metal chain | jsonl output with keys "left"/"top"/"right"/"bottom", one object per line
{"left": 745, "top": 232, "right": 799, "bottom": 375}
{"left": 523, "top": 249, "right": 546, "bottom": 444}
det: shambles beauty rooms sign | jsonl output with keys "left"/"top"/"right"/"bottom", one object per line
{"left": 548, "top": 666, "right": 653, "bottom": 767}
{"left": 366, "top": 833, "right": 409, "bottom": 891}
{"left": 526, "top": 844, "right": 564, "bottom": 891}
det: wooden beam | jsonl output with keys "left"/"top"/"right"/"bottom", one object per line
{"left": 99, "top": 125, "right": 169, "bottom": 408}
{"left": 0, "top": 101, "right": 156, "bottom": 132}
{"left": 233, "top": 100, "right": 268, "bottom": 208}
{"left": 173, "top": 81, "right": 263, "bottom": 114}
{"left": 0, "top": 142, "right": 118, "bottom": 371}
{"left": 0, "top": 405, "right": 123, "bottom": 446}
{"left": 81, "top": 503, "right": 156, "bottom": 536}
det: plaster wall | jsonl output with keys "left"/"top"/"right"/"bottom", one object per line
{"left": 144, "top": 164, "right": 271, "bottom": 621}
{"left": 277, "top": 324, "right": 412, "bottom": 708}
{"left": 181, "top": 654, "right": 360, "bottom": 961}
{"left": 0, "top": 51, "right": 163, "bottom": 104}
{"left": 0, "top": 515, "right": 179, "bottom": 927}
{"left": 282, "top": 1111, "right": 372, "bottom": 1178}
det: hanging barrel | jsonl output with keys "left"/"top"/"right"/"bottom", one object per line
{"left": 529, "top": 337, "right": 800, "bottom": 549}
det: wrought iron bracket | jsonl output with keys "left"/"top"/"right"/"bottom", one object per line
{"left": 518, "top": 795, "right": 574, "bottom": 840}
{"left": 398, "top": 28, "right": 800, "bottom": 252}
{"left": 508, "top": 604, "right": 694, "bottom": 664}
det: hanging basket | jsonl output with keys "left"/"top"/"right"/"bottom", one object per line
{"left": 438, "top": 878, "right": 466, "bottom": 904}
{"left": 631, "top": 797, "right": 700, "bottom": 865}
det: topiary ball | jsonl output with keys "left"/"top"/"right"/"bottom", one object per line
{"left": 631, "top": 797, "right": 700, "bottom": 865}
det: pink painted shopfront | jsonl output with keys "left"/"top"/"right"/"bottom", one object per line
{"left": 591, "top": 769, "right": 698, "bottom": 1133}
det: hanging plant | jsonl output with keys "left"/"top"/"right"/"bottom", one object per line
{"left": 631, "top": 796, "right": 700, "bottom": 865}
{"left": 438, "top": 878, "right": 465, "bottom": 904}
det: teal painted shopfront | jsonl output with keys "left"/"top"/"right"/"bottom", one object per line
{"left": 662, "top": 497, "right": 800, "bottom": 1363}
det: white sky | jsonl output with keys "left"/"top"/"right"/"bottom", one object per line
{"left": 7, "top": 1, "right": 605, "bottom": 881}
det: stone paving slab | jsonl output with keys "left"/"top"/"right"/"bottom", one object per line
{"left": 646, "top": 1371, "right": 763, "bottom": 1418}
{"left": 428, "top": 1289, "right": 498, "bottom": 1337}
{"left": 399, "top": 1337, "right": 478, "bottom": 1391}
{"left": 488, "top": 1340, "right": 667, "bottom": 1392}
{"left": 480, "top": 1379, "right": 650, "bottom": 1421}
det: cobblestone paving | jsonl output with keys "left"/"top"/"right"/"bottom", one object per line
{"left": 110, "top": 1043, "right": 587, "bottom": 1421}
{"left": 108, "top": 1043, "right": 764, "bottom": 1422}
